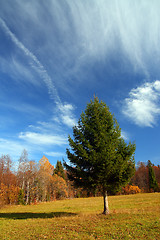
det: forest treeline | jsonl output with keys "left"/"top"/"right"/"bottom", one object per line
{"left": 0, "top": 150, "right": 160, "bottom": 206}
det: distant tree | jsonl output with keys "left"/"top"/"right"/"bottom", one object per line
{"left": 131, "top": 162, "right": 149, "bottom": 192}
{"left": 54, "top": 160, "right": 65, "bottom": 179}
{"left": 25, "top": 160, "right": 38, "bottom": 204}
{"left": 0, "top": 154, "right": 14, "bottom": 187}
{"left": 52, "top": 174, "right": 68, "bottom": 199}
{"left": 17, "top": 149, "right": 29, "bottom": 191}
{"left": 38, "top": 155, "right": 54, "bottom": 201}
{"left": 18, "top": 189, "right": 25, "bottom": 205}
{"left": 17, "top": 150, "right": 40, "bottom": 204}
{"left": 147, "top": 160, "right": 158, "bottom": 192}
{"left": 64, "top": 97, "right": 136, "bottom": 214}
{"left": 153, "top": 165, "right": 160, "bottom": 186}
{"left": 0, "top": 155, "right": 18, "bottom": 205}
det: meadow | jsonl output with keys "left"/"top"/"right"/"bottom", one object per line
{"left": 0, "top": 193, "right": 159, "bottom": 240}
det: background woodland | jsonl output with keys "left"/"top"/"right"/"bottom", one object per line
{"left": 0, "top": 150, "right": 160, "bottom": 206}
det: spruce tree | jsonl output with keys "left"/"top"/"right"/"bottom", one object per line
{"left": 147, "top": 160, "right": 158, "bottom": 192}
{"left": 64, "top": 97, "right": 136, "bottom": 214}
{"left": 54, "top": 160, "right": 65, "bottom": 179}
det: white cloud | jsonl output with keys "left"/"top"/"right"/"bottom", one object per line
{"left": 0, "top": 56, "right": 39, "bottom": 86}
{"left": 2, "top": 0, "right": 160, "bottom": 81}
{"left": 44, "top": 151, "right": 66, "bottom": 158}
{"left": 58, "top": 103, "right": 77, "bottom": 128}
{"left": 0, "top": 132, "right": 67, "bottom": 163}
{"left": 0, "top": 17, "right": 77, "bottom": 129}
{"left": 0, "top": 17, "right": 61, "bottom": 104}
{"left": 29, "top": 121, "right": 57, "bottom": 132}
{"left": 121, "top": 130, "right": 129, "bottom": 141}
{"left": 0, "top": 138, "right": 29, "bottom": 161}
{"left": 19, "top": 132, "right": 67, "bottom": 145}
{"left": 61, "top": 115, "right": 76, "bottom": 128}
{"left": 123, "top": 80, "right": 160, "bottom": 127}
{"left": 49, "top": 0, "right": 160, "bottom": 77}
{"left": 154, "top": 80, "right": 160, "bottom": 91}
{"left": 0, "top": 101, "right": 44, "bottom": 117}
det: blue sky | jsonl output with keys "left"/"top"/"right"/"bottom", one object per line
{"left": 0, "top": 0, "right": 160, "bottom": 166}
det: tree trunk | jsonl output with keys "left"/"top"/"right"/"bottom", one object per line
{"left": 26, "top": 181, "right": 30, "bottom": 204}
{"left": 103, "top": 190, "right": 109, "bottom": 214}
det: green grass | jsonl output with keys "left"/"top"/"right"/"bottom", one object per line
{"left": 0, "top": 193, "right": 160, "bottom": 239}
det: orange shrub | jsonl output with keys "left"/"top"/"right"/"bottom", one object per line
{"left": 122, "top": 184, "right": 141, "bottom": 195}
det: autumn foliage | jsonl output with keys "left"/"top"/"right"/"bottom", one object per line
{"left": 0, "top": 153, "right": 71, "bottom": 206}
{"left": 131, "top": 161, "right": 160, "bottom": 193}
{"left": 0, "top": 151, "right": 160, "bottom": 206}
{"left": 0, "top": 183, "right": 19, "bottom": 205}
{"left": 122, "top": 184, "right": 141, "bottom": 195}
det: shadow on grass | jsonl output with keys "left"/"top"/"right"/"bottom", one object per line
{"left": 0, "top": 212, "right": 77, "bottom": 220}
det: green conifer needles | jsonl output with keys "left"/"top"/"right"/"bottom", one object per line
{"left": 65, "top": 97, "right": 136, "bottom": 214}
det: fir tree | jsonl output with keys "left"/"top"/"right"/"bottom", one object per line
{"left": 64, "top": 97, "right": 136, "bottom": 214}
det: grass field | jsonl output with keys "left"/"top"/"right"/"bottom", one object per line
{"left": 0, "top": 193, "right": 160, "bottom": 239}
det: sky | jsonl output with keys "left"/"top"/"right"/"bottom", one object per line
{"left": 0, "top": 0, "right": 160, "bottom": 167}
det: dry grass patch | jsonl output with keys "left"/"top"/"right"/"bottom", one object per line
{"left": 0, "top": 193, "right": 160, "bottom": 239}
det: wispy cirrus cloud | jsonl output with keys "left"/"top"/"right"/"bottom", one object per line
{"left": 0, "top": 138, "right": 30, "bottom": 161}
{"left": 47, "top": 0, "right": 160, "bottom": 77}
{"left": 3, "top": 0, "right": 160, "bottom": 83}
{"left": 123, "top": 80, "right": 160, "bottom": 127}
{"left": 0, "top": 136, "right": 67, "bottom": 163}
{"left": 0, "top": 17, "right": 77, "bottom": 128}
{"left": 0, "top": 101, "right": 44, "bottom": 117}
{"left": 121, "top": 130, "right": 129, "bottom": 141}
{"left": 19, "top": 131, "right": 67, "bottom": 146}
{"left": 57, "top": 103, "right": 77, "bottom": 127}
{"left": 1, "top": 1, "right": 160, "bottom": 89}
{"left": 44, "top": 151, "right": 66, "bottom": 158}
{"left": 0, "top": 56, "right": 39, "bottom": 86}
{"left": 0, "top": 17, "right": 61, "bottom": 104}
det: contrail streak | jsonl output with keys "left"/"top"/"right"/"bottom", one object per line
{"left": 0, "top": 18, "right": 61, "bottom": 105}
